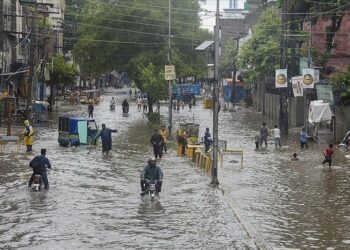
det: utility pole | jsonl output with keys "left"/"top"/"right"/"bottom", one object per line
{"left": 304, "top": 20, "right": 312, "bottom": 135}
{"left": 27, "top": 4, "right": 37, "bottom": 115}
{"left": 211, "top": 0, "right": 220, "bottom": 186}
{"left": 279, "top": 0, "right": 288, "bottom": 135}
{"left": 167, "top": 0, "right": 173, "bottom": 137}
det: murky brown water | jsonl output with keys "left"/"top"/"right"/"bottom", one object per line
{"left": 0, "top": 88, "right": 349, "bottom": 249}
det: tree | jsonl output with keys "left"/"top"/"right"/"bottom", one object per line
{"left": 71, "top": 0, "right": 210, "bottom": 91}
{"left": 237, "top": 7, "right": 282, "bottom": 83}
{"left": 331, "top": 67, "right": 350, "bottom": 105}
{"left": 138, "top": 63, "right": 168, "bottom": 114}
{"left": 220, "top": 38, "right": 238, "bottom": 78}
{"left": 47, "top": 56, "right": 79, "bottom": 109}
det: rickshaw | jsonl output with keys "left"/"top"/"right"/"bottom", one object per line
{"left": 80, "top": 90, "right": 101, "bottom": 104}
{"left": 58, "top": 116, "right": 99, "bottom": 146}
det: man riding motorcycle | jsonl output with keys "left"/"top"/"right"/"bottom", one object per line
{"left": 122, "top": 99, "right": 129, "bottom": 113}
{"left": 140, "top": 158, "right": 163, "bottom": 196}
{"left": 28, "top": 148, "right": 52, "bottom": 190}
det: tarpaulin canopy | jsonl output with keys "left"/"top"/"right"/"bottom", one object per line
{"left": 308, "top": 100, "right": 333, "bottom": 124}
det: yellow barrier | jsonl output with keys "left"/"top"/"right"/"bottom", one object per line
{"left": 193, "top": 147, "right": 244, "bottom": 174}
{"left": 194, "top": 148, "right": 212, "bottom": 175}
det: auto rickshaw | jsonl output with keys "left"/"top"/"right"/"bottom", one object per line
{"left": 58, "top": 116, "right": 99, "bottom": 146}
{"left": 80, "top": 90, "right": 101, "bottom": 104}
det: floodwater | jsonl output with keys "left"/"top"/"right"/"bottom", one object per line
{"left": 0, "top": 88, "right": 349, "bottom": 249}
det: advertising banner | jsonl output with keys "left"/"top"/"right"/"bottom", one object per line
{"left": 291, "top": 76, "right": 303, "bottom": 97}
{"left": 302, "top": 68, "right": 315, "bottom": 88}
{"left": 275, "top": 69, "right": 288, "bottom": 88}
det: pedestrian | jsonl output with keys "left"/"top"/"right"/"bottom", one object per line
{"left": 28, "top": 148, "right": 52, "bottom": 190}
{"left": 259, "top": 122, "right": 269, "bottom": 148}
{"left": 173, "top": 100, "right": 176, "bottom": 111}
{"left": 300, "top": 128, "right": 309, "bottom": 149}
{"left": 88, "top": 102, "right": 94, "bottom": 118}
{"left": 272, "top": 125, "right": 281, "bottom": 148}
{"left": 129, "top": 89, "right": 132, "bottom": 97}
{"left": 94, "top": 124, "right": 118, "bottom": 154}
{"left": 176, "top": 101, "right": 180, "bottom": 112}
{"left": 150, "top": 129, "right": 164, "bottom": 159}
{"left": 159, "top": 125, "right": 169, "bottom": 154}
{"left": 189, "top": 102, "right": 192, "bottom": 111}
{"left": 181, "top": 100, "right": 185, "bottom": 109}
{"left": 142, "top": 96, "right": 148, "bottom": 112}
{"left": 137, "top": 96, "right": 142, "bottom": 111}
{"left": 291, "top": 153, "right": 299, "bottom": 161}
{"left": 21, "top": 120, "right": 34, "bottom": 152}
{"left": 322, "top": 144, "right": 335, "bottom": 168}
{"left": 202, "top": 127, "right": 212, "bottom": 153}
{"left": 177, "top": 129, "right": 188, "bottom": 155}
{"left": 254, "top": 133, "right": 260, "bottom": 150}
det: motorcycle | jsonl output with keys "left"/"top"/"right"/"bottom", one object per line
{"left": 32, "top": 174, "right": 43, "bottom": 191}
{"left": 122, "top": 106, "right": 129, "bottom": 117}
{"left": 110, "top": 104, "right": 115, "bottom": 111}
{"left": 145, "top": 179, "right": 158, "bottom": 202}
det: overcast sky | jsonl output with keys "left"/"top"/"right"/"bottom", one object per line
{"left": 200, "top": 0, "right": 245, "bottom": 32}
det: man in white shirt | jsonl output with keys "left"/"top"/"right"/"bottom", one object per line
{"left": 272, "top": 125, "right": 281, "bottom": 148}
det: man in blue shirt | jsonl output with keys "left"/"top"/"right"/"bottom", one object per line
{"left": 28, "top": 148, "right": 52, "bottom": 190}
{"left": 203, "top": 128, "right": 212, "bottom": 153}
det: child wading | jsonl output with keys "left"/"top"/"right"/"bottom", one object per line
{"left": 272, "top": 125, "right": 281, "bottom": 148}
{"left": 300, "top": 128, "right": 308, "bottom": 149}
{"left": 323, "top": 144, "right": 335, "bottom": 168}
{"left": 255, "top": 133, "right": 260, "bottom": 150}
{"left": 259, "top": 122, "right": 269, "bottom": 148}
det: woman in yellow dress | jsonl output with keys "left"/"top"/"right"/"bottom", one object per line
{"left": 21, "top": 120, "right": 34, "bottom": 152}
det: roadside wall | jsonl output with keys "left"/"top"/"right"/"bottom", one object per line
{"left": 254, "top": 83, "right": 305, "bottom": 127}
{"left": 335, "top": 106, "right": 350, "bottom": 142}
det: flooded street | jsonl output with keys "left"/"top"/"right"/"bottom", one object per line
{"left": 0, "top": 89, "right": 349, "bottom": 249}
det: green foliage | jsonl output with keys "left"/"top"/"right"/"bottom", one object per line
{"left": 220, "top": 38, "right": 238, "bottom": 78}
{"left": 48, "top": 56, "right": 79, "bottom": 86}
{"left": 71, "top": 0, "right": 210, "bottom": 82}
{"left": 331, "top": 67, "right": 350, "bottom": 98}
{"left": 139, "top": 63, "right": 168, "bottom": 102}
{"left": 237, "top": 7, "right": 281, "bottom": 83}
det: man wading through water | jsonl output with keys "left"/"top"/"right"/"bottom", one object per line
{"left": 94, "top": 124, "right": 118, "bottom": 154}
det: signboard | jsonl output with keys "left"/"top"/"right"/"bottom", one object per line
{"left": 275, "top": 69, "right": 288, "bottom": 88}
{"left": 19, "top": 0, "right": 37, "bottom": 4}
{"left": 302, "top": 68, "right": 315, "bottom": 89}
{"left": 165, "top": 65, "right": 176, "bottom": 81}
{"left": 207, "top": 64, "right": 214, "bottom": 79}
{"left": 291, "top": 76, "right": 303, "bottom": 97}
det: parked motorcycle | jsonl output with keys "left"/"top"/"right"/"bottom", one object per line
{"left": 32, "top": 175, "right": 43, "bottom": 191}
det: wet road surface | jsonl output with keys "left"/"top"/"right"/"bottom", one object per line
{"left": 0, "top": 88, "right": 349, "bottom": 249}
